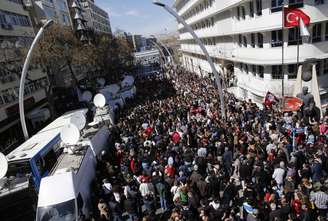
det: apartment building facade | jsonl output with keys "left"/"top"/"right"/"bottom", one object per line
{"left": 33, "top": 0, "right": 72, "bottom": 26}
{"left": 0, "top": 0, "right": 50, "bottom": 152}
{"left": 79, "top": 0, "right": 112, "bottom": 34}
{"left": 175, "top": 0, "right": 328, "bottom": 106}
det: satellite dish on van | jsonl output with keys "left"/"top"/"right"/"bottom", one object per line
{"left": 61, "top": 123, "right": 80, "bottom": 145}
{"left": 82, "top": 91, "right": 92, "bottom": 102}
{"left": 0, "top": 153, "right": 8, "bottom": 179}
{"left": 70, "top": 112, "right": 86, "bottom": 130}
{"left": 94, "top": 94, "right": 106, "bottom": 108}
{"left": 97, "top": 78, "right": 106, "bottom": 87}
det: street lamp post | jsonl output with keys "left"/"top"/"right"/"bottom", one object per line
{"left": 153, "top": 1, "right": 226, "bottom": 119}
{"left": 19, "top": 20, "right": 54, "bottom": 140}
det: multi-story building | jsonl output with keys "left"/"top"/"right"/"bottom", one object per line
{"left": 33, "top": 0, "right": 72, "bottom": 27}
{"left": 175, "top": 0, "right": 328, "bottom": 107}
{"left": 127, "top": 34, "right": 144, "bottom": 52}
{"left": 0, "top": 0, "right": 49, "bottom": 152}
{"left": 79, "top": 0, "right": 112, "bottom": 34}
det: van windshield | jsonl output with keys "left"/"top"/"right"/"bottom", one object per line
{"left": 36, "top": 199, "right": 76, "bottom": 221}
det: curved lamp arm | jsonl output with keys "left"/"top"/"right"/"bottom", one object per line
{"left": 153, "top": 1, "right": 226, "bottom": 119}
{"left": 19, "top": 19, "right": 54, "bottom": 140}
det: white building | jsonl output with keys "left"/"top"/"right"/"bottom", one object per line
{"left": 134, "top": 49, "right": 161, "bottom": 65}
{"left": 175, "top": 0, "right": 328, "bottom": 106}
{"left": 0, "top": 0, "right": 50, "bottom": 152}
{"left": 33, "top": 0, "right": 72, "bottom": 26}
{"left": 79, "top": 0, "right": 112, "bottom": 34}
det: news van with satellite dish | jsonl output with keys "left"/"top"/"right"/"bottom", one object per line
{"left": 90, "top": 93, "right": 115, "bottom": 127}
{"left": 36, "top": 112, "right": 110, "bottom": 221}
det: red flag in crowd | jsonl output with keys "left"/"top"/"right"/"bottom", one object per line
{"left": 171, "top": 131, "right": 181, "bottom": 144}
{"left": 264, "top": 92, "right": 278, "bottom": 107}
{"left": 144, "top": 127, "right": 153, "bottom": 137}
{"left": 284, "top": 8, "right": 310, "bottom": 28}
{"left": 281, "top": 96, "right": 303, "bottom": 112}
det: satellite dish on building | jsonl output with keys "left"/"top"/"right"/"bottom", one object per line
{"left": 0, "top": 153, "right": 8, "bottom": 179}
{"left": 61, "top": 123, "right": 80, "bottom": 145}
{"left": 97, "top": 78, "right": 106, "bottom": 87}
{"left": 70, "top": 112, "right": 86, "bottom": 130}
{"left": 94, "top": 93, "right": 106, "bottom": 108}
{"left": 82, "top": 91, "right": 92, "bottom": 102}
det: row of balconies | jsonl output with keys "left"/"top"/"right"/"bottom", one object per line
{"left": 178, "top": 2, "right": 328, "bottom": 39}
{"left": 180, "top": 36, "right": 328, "bottom": 65}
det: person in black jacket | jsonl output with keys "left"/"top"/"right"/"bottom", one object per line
{"left": 124, "top": 194, "right": 138, "bottom": 221}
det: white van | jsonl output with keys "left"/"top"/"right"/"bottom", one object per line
{"left": 36, "top": 126, "right": 110, "bottom": 221}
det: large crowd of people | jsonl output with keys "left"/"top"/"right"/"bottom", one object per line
{"left": 89, "top": 67, "right": 328, "bottom": 221}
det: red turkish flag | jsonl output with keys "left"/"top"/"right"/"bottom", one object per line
{"left": 281, "top": 96, "right": 303, "bottom": 112}
{"left": 284, "top": 8, "right": 310, "bottom": 28}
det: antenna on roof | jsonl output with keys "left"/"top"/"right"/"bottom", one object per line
{"left": 0, "top": 152, "right": 8, "bottom": 179}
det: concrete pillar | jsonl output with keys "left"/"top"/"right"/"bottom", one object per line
{"left": 293, "top": 65, "right": 303, "bottom": 97}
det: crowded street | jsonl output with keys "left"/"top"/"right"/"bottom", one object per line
{"left": 89, "top": 67, "right": 328, "bottom": 221}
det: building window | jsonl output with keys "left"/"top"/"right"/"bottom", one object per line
{"left": 288, "top": 27, "right": 302, "bottom": 46}
{"left": 271, "top": 0, "right": 284, "bottom": 12}
{"left": 288, "top": 64, "right": 298, "bottom": 79}
{"left": 315, "top": 0, "right": 324, "bottom": 5}
{"left": 256, "top": 0, "right": 262, "bottom": 16}
{"left": 258, "top": 65, "right": 264, "bottom": 78}
{"left": 244, "top": 64, "right": 249, "bottom": 74}
{"left": 251, "top": 65, "right": 256, "bottom": 75}
{"left": 289, "top": 0, "right": 304, "bottom": 8}
{"left": 251, "top": 33, "right": 255, "bottom": 48}
{"left": 237, "top": 7, "right": 240, "bottom": 20}
{"left": 249, "top": 2, "right": 254, "bottom": 18}
{"left": 324, "top": 59, "right": 328, "bottom": 75}
{"left": 312, "top": 23, "right": 322, "bottom": 43}
{"left": 238, "top": 34, "right": 242, "bottom": 46}
{"left": 271, "top": 30, "right": 283, "bottom": 47}
{"left": 243, "top": 36, "right": 247, "bottom": 47}
{"left": 316, "top": 61, "right": 322, "bottom": 75}
{"left": 241, "top": 6, "right": 246, "bottom": 19}
{"left": 272, "top": 65, "right": 283, "bottom": 79}
{"left": 44, "top": 5, "right": 57, "bottom": 18}
{"left": 257, "top": 33, "right": 264, "bottom": 48}
{"left": 325, "top": 22, "right": 328, "bottom": 40}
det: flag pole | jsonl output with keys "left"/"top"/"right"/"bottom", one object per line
{"left": 296, "top": 18, "right": 300, "bottom": 77}
{"left": 282, "top": 3, "right": 285, "bottom": 97}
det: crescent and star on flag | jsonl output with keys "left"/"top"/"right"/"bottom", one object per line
{"left": 284, "top": 8, "right": 311, "bottom": 28}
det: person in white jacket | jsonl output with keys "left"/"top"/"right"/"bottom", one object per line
{"left": 272, "top": 162, "right": 286, "bottom": 189}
